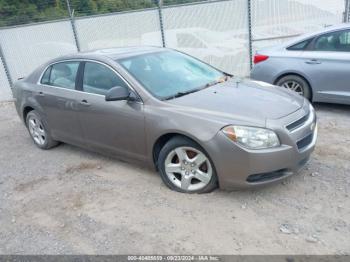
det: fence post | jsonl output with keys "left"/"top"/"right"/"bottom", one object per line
{"left": 157, "top": 0, "right": 166, "bottom": 47}
{"left": 344, "top": 0, "right": 350, "bottom": 22}
{"left": 66, "top": 0, "right": 81, "bottom": 51}
{"left": 0, "top": 43, "right": 13, "bottom": 88}
{"left": 247, "top": 0, "right": 253, "bottom": 70}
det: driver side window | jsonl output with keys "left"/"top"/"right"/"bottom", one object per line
{"left": 83, "top": 62, "right": 128, "bottom": 95}
{"left": 313, "top": 30, "right": 350, "bottom": 52}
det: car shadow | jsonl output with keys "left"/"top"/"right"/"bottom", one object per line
{"left": 58, "top": 142, "right": 156, "bottom": 173}
{"left": 313, "top": 102, "right": 350, "bottom": 112}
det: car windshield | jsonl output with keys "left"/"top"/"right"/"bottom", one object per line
{"left": 117, "top": 50, "right": 225, "bottom": 100}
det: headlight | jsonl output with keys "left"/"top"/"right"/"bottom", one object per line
{"left": 222, "top": 125, "right": 280, "bottom": 149}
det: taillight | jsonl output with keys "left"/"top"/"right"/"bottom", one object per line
{"left": 254, "top": 54, "right": 269, "bottom": 64}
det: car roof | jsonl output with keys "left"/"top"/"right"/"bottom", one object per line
{"left": 285, "top": 23, "right": 350, "bottom": 46}
{"left": 56, "top": 46, "right": 165, "bottom": 62}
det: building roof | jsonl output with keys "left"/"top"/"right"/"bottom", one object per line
{"left": 73, "top": 46, "right": 164, "bottom": 60}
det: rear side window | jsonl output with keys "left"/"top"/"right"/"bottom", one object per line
{"left": 82, "top": 62, "right": 128, "bottom": 96}
{"left": 40, "top": 62, "right": 79, "bottom": 89}
{"left": 40, "top": 66, "right": 51, "bottom": 85}
{"left": 313, "top": 30, "right": 350, "bottom": 52}
{"left": 287, "top": 39, "right": 312, "bottom": 51}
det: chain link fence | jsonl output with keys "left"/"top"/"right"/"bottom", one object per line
{"left": 0, "top": 0, "right": 347, "bottom": 101}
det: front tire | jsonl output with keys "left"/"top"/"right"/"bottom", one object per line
{"left": 26, "top": 110, "right": 58, "bottom": 150}
{"left": 157, "top": 136, "right": 218, "bottom": 193}
{"left": 276, "top": 75, "right": 311, "bottom": 100}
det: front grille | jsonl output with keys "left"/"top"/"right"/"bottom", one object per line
{"left": 297, "top": 133, "right": 313, "bottom": 150}
{"left": 286, "top": 112, "right": 310, "bottom": 131}
{"left": 246, "top": 169, "right": 287, "bottom": 183}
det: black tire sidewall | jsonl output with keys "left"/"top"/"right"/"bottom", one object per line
{"left": 157, "top": 136, "right": 218, "bottom": 194}
{"left": 276, "top": 75, "right": 311, "bottom": 100}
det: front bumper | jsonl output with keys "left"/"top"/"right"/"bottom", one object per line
{"left": 205, "top": 102, "right": 317, "bottom": 190}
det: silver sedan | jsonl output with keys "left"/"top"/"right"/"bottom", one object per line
{"left": 251, "top": 23, "right": 350, "bottom": 105}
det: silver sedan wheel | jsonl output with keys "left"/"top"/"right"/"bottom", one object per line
{"left": 164, "top": 146, "right": 213, "bottom": 192}
{"left": 281, "top": 81, "right": 304, "bottom": 96}
{"left": 28, "top": 115, "right": 46, "bottom": 146}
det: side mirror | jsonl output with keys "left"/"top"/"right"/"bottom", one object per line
{"left": 105, "top": 86, "right": 130, "bottom": 101}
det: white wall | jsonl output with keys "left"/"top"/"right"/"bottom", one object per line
{"left": 75, "top": 9, "right": 162, "bottom": 50}
{"left": 162, "top": 0, "right": 250, "bottom": 76}
{"left": 0, "top": 20, "right": 77, "bottom": 84}
{"left": 252, "top": 0, "right": 344, "bottom": 51}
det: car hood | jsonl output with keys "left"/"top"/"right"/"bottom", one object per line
{"left": 166, "top": 78, "right": 304, "bottom": 127}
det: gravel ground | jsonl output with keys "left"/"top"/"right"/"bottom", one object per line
{"left": 0, "top": 101, "right": 349, "bottom": 255}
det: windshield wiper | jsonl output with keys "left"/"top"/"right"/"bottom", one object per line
{"left": 164, "top": 88, "right": 202, "bottom": 100}
{"left": 164, "top": 75, "right": 232, "bottom": 101}
{"left": 204, "top": 75, "right": 232, "bottom": 88}
{"left": 204, "top": 80, "right": 221, "bottom": 88}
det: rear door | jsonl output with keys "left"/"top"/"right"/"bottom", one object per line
{"left": 37, "top": 61, "right": 85, "bottom": 145}
{"left": 75, "top": 61, "right": 146, "bottom": 162}
{"left": 300, "top": 29, "right": 350, "bottom": 103}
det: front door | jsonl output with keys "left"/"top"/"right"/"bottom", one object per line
{"left": 75, "top": 61, "right": 146, "bottom": 162}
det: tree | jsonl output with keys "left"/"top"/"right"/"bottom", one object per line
{"left": 0, "top": 0, "right": 203, "bottom": 27}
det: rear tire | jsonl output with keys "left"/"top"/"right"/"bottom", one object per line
{"left": 26, "top": 110, "right": 59, "bottom": 150}
{"left": 157, "top": 136, "right": 218, "bottom": 194}
{"left": 276, "top": 75, "right": 311, "bottom": 100}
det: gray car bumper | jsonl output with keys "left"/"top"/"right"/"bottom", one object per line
{"left": 204, "top": 103, "right": 317, "bottom": 190}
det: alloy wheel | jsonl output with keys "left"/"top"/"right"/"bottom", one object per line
{"left": 281, "top": 80, "right": 304, "bottom": 96}
{"left": 28, "top": 115, "right": 46, "bottom": 146}
{"left": 164, "top": 146, "right": 213, "bottom": 192}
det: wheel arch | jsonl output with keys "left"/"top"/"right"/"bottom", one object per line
{"left": 23, "top": 105, "right": 35, "bottom": 126}
{"left": 273, "top": 72, "right": 313, "bottom": 100}
{"left": 152, "top": 132, "right": 207, "bottom": 169}
{"left": 21, "top": 96, "right": 46, "bottom": 125}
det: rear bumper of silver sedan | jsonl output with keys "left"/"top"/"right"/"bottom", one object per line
{"left": 205, "top": 102, "right": 317, "bottom": 190}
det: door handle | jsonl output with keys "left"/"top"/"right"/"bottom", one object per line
{"left": 305, "top": 59, "right": 321, "bottom": 65}
{"left": 38, "top": 91, "right": 45, "bottom": 97}
{"left": 79, "top": 99, "right": 91, "bottom": 106}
